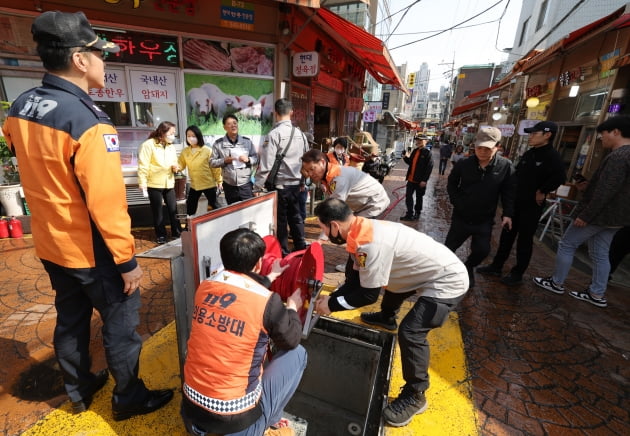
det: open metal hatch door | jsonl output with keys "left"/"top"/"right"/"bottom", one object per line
{"left": 174, "top": 192, "right": 322, "bottom": 369}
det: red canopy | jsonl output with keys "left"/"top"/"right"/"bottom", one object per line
{"left": 314, "top": 8, "right": 406, "bottom": 91}
{"left": 451, "top": 99, "right": 488, "bottom": 116}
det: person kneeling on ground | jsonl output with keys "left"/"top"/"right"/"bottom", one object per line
{"left": 181, "top": 228, "right": 307, "bottom": 436}
{"left": 313, "top": 198, "right": 468, "bottom": 428}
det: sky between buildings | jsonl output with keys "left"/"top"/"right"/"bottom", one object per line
{"left": 381, "top": 0, "right": 523, "bottom": 91}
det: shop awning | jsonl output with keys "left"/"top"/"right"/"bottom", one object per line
{"left": 313, "top": 8, "right": 406, "bottom": 91}
{"left": 465, "top": 71, "right": 518, "bottom": 100}
{"left": 398, "top": 118, "right": 419, "bottom": 130}
{"left": 611, "top": 13, "right": 630, "bottom": 29}
{"left": 516, "top": 7, "right": 625, "bottom": 73}
{"left": 451, "top": 99, "right": 488, "bottom": 116}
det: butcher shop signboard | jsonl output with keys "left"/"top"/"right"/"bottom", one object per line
{"left": 293, "top": 51, "right": 319, "bottom": 78}
{"left": 183, "top": 38, "right": 274, "bottom": 77}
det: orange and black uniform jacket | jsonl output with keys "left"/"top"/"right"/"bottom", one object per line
{"left": 3, "top": 73, "right": 137, "bottom": 273}
{"left": 403, "top": 146, "right": 433, "bottom": 184}
{"left": 182, "top": 270, "right": 302, "bottom": 434}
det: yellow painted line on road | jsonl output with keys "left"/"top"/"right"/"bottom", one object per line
{"left": 333, "top": 298, "right": 478, "bottom": 436}
{"left": 23, "top": 300, "right": 478, "bottom": 435}
{"left": 22, "top": 323, "right": 187, "bottom": 436}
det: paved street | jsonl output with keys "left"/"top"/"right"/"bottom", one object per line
{"left": 0, "top": 148, "right": 628, "bottom": 435}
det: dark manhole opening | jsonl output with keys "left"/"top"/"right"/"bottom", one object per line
{"left": 13, "top": 357, "right": 65, "bottom": 401}
{"left": 286, "top": 317, "right": 396, "bottom": 435}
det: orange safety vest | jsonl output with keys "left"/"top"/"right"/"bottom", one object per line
{"left": 183, "top": 271, "right": 272, "bottom": 415}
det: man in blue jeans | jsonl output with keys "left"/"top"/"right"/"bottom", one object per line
{"left": 534, "top": 116, "right": 630, "bottom": 307}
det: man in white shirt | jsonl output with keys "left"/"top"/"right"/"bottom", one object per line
{"left": 313, "top": 198, "right": 468, "bottom": 428}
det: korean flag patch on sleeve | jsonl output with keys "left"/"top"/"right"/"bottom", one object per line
{"left": 103, "top": 134, "right": 120, "bottom": 152}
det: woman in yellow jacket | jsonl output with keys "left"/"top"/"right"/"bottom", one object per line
{"left": 138, "top": 121, "right": 181, "bottom": 244}
{"left": 178, "top": 125, "right": 223, "bottom": 216}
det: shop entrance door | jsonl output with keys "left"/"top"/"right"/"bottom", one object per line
{"left": 314, "top": 105, "right": 331, "bottom": 144}
{"left": 556, "top": 125, "right": 582, "bottom": 179}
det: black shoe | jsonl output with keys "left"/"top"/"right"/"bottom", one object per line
{"left": 360, "top": 311, "right": 397, "bottom": 330}
{"left": 382, "top": 386, "right": 427, "bottom": 427}
{"left": 501, "top": 273, "right": 523, "bottom": 286}
{"left": 156, "top": 236, "right": 167, "bottom": 244}
{"left": 400, "top": 214, "right": 414, "bottom": 221}
{"left": 71, "top": 369, "right": 109, "bottom": 413}
{"left": 112, "top": 389, "right": 174, "bottom": 421}
{"left": 476, "top": 264, "right": 502, "bottom": 277}
{"left": 412, "top": 213, "right": 420, "bottom": 220}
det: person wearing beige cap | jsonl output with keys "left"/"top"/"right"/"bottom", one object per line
{"left": 444, "top": 126, "right": 517, "bottom": 289}
{"left": 3, "top": 10, "right": 173, "bottom": 420}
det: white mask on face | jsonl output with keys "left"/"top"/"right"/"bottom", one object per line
{"left": 187, "top": 136, "right": 198, "bottom": 145}
{"left": 166, "top": 134, "right": 176, "bottom": 143}
{"left": 335, "top": 148, "right": 345, "bottom": 155}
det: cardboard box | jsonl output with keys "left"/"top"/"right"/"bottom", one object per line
{"left": 554, "top": 184, "right": 576, "bottom": 200}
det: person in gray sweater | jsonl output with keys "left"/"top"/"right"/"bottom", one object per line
{"left": 534, "top": 116, "right": 630, "bottom": 307}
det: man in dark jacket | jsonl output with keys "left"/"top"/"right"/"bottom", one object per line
{"left": 401, "top": 135, "right": 433, "bottom": 221}
{"left": 3, "top": 11, "right": 173, "bottom": 420}
{"left": 478, "top": 121, "right": 565, "bottom": 285}
{"left": 438, "top": 141, "right": 453, "bottom": 175}
{"left": 445, "top": 126, "right": 516, "bottom": 288}
{"left": 534, "top": 116, "right": 630, "bottom": 308}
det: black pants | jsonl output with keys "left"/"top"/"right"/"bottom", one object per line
{"left": 186, "top": 187, "right": 218, "bottom": 216}
{"left": 379, "top": 290, "right": 464, "bottom": 393}
{"left": 444, "top": 216, "right": 494, "bottom": 284}
{"left": 148, "top": 187, "right": 180, "bottom": 238}
{"left": 405, "top": 182, "right": 426, "bottom": 215}
{"left": 610, "top": 226, "right": 630, "bottom": 275}
{"left": 223, "top": 181, "right": 253, "bottom": 205}
{"left": 42, "top": 259, "right": 150, "bottom": 406}
{"left": 490, "top": 206, "right": 542, "bottom": 277}
{"left": 276, "top": 185, "right": 306, "bottom": 256}
{"left": 439, "top": 158, "right": 449, "bottom": 175}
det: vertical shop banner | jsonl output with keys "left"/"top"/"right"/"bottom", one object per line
{"left": 89, "top": 69, "right": 129, "bottom": 101}
{"left": 184, "top": 73, "right": 274, "bottom": 137}
{"left": 290, "top": 86, "right": 309, "bottom": 131}
{"left": 220, "top": 0, "right": 255, "bottom": 31}
{"left": 363, "top": 100, "right": 382, "bottom": 123}
{"left": 130, "top": 70, "right": 177, "bottom": 103}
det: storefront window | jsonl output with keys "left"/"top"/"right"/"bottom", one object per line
{"left": 96, "top": 101, "right": 132, "bottom": 126}
{"left": 576, "top": 89, "right": 607, "bottom": 119}
{"left": 133, "top": 102, "right": 178, "bottom": 128}
{"left": 129, "top": 69, "right": 179, "bottom": 127}
{"left": 89, "top": 68, "right": 131, "bottom": 127}
{"left": 1, "top": 76, "right": 43, "bottom": 102}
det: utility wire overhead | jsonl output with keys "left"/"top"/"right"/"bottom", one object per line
{"left": 385, "top": 0, "right": 423, "bottom": 44}
{"left": 390, "top": 0, "right": 505, "bottom": 50}
{"left": 494, "top": 0, "right": 511, "bottom": 53}
{"left": 377, "top": 0, "right": 422, "bottom": 26}
{"left": 377, "top": 18, "right": 500, "bottom": 38}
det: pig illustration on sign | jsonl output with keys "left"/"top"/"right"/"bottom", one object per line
{"left": 235, "top": 95, "right": 261, "bottom": 119}
{"left": 258, "top": 93, "right": 273, "bottom": 122}
{"left": 187, "top": 87, "right": 212, "bottom": 121}
{"left": 201, "top": 83, "right": 239, "bottom": 119}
